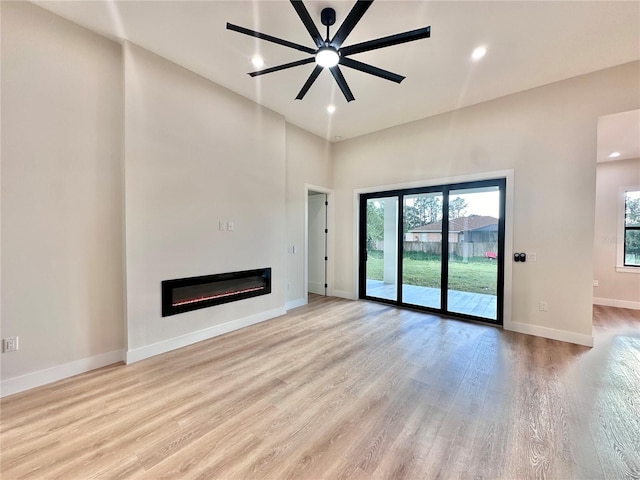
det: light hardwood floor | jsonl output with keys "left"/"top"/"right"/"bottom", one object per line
{"left": 2, "top": 296, "right": 639, "bottom": 479}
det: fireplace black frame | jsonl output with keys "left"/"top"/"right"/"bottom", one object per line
{"left": 161, "top": 267, "right": 271, "bottom": 317}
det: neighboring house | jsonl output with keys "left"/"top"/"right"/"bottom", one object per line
{"left": 405, "top": 215, "right": 498, "bottom": 243}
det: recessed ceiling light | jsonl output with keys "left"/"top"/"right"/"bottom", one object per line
{"left": 608, "top": 152, "right": 621, "bottom": 158}
{"left": 471, "top": 46, "right": 487, "bottom": 61}
{"left": 251, "top": 55, "right": 264, "bottom": 68}
{"left": 334, "top": 136, "right": 342, "bottom": 141}
{"left": 327, "top": 105, "right": 336, "bottom": 114}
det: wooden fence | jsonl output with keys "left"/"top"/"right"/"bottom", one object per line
{"left": 372, "top": 241, "right": 498, "bottom": 259}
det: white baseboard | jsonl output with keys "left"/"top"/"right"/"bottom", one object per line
{"left": 0, "top": 349, "right": 124, "bottom": 398}
{"left": 506, "top": 322, "right": 593, "bottom": 347}
{"left": 593, "top": 297, "right": 640, "bottom": 310}
{"left": 333, "top": 290, "right": 356, "bottom": 300}
{"left": 286, "top": 298, "right": 307, "bottom": 311}
{"left": 125, "top": 306, "right": 286, "bottom": 364}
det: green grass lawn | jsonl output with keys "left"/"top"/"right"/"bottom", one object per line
{"left": 366, "top": 251, "right": 497, "bottom": 295}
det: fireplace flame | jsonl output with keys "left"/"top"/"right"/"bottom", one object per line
{"left": 172, "top": 286, "right": 265, "bottom": 307}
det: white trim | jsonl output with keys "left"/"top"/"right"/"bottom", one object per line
{"left": 352, "top": 169, "right": 516, "bottom": 197}
{"left": 616, "top": 186, "right": 640, "bottom": 271}
{"left": 594, "top": 297, "right": 640, "bottom": 310}
{"left": 507, "top": 322, "right": 594, "bottom": 347}
{"left": 286, "top": 298, "right": 307, "bottom": 311}
{"left": 615, "top": 266, "right": 640, "bottom": 274}
{"left": 1, "top": 349, "right": 125, "bottom": 398}
{"left": 125, "top": 306, "right": 285, "bottom": 364}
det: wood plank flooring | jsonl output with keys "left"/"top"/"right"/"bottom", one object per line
{"left": 2, "top": 296, "right": 639, "bottom": 479}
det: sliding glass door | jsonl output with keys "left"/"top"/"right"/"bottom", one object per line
{"left": 359, "top": 179, "right": 505, "bottom": 324}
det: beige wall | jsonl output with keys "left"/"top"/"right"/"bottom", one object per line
{"left": 332, "top": 61, "right": 639, "bottom": 344}
{"left": 1, "top": 2, "right": 124, "bottom": 382}
{"left": 594, "top": 158, "right": 640, "bottom": 308}
{"left": 285, "top": 123, "right": 332, "bottom": 306}
{"left": 123, "top": 43, "right": 287, "bottom": 358}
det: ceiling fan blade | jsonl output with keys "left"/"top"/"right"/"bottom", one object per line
{"left": 296, "top": 65, "right": 323, "bottom": 100}
{"left": 227, "top": 23, "right": 316, "bottom": 55}
{"left": 341, "top": 26, "right": 430, "bottom": 56}
{"left": 249, "top": 57, "right": 315, "bottom": 77}
{"left": 329, "top": 66, "right": 355, "bottom": 102}
{"left": 339, "top": 57, "right": 405, "bottom": 83}
{"left": 290, "top": 1, "right": 324, "bottom": 48}
{"left": 330, "top": 0, "right": 373, "bottom": 48}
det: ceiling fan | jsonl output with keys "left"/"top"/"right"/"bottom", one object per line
{"left": 227, "top": 0, "right": 431, "bottom": 102}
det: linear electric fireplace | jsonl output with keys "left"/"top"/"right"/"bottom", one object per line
{"left": 162, "top": 268, "right": 271, "bottom": 317}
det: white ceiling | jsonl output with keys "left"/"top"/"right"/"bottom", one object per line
{"left": 597, "top": 109, "right": 640, "bottom": 163}
{"left": 35, "top": 1, "right": 640, "bottom": 141}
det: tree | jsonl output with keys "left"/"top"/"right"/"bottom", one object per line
{"left": 448, "top": 196, "right": 468, "bottom": 219}
{"left": 626, "top": 196, "right": 640, "bottom": 225}
{"left": 366, "top": 201, "right": 384, "bottom": 250}
{"left": 404, "top": 196, "right": 442, "bottom": 230}
{"left": 625, "top": 195, "right": 640, "bottom": 261}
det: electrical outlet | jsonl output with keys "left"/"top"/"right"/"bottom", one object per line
{"left": 2, "top": 337, "right": 19, "bottom": 353}
{"left": 219, "top": 221, "right": 226, "bottom": 231}
{"left": 593, "top": 280, "right": 599, "bottom": 287}
{"left": 528, "top": 252, "right": 537, "bottom": 262}
{"left": 539, "top": 301, "right": 548, "bottom": 312}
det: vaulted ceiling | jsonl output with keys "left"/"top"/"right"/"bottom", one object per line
{"left": 35, "top": 1, "right": 640, "bottom": 141}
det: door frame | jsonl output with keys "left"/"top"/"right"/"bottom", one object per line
{"left": 353, "top": 170, "right": 514, "bottom": 327}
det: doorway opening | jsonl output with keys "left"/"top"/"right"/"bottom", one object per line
{"left": 308, "top": 191, "right": 327, "bottom": 296}
{"left": 306, "top": 186, "right": 333, "bottom": 300}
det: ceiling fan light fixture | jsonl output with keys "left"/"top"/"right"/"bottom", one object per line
{"left": 315, "top": 47, "right": 339, "bottom": 68}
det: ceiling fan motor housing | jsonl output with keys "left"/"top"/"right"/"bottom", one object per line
{"left": 321, "top": 8, "right": 336, "bottom": 27}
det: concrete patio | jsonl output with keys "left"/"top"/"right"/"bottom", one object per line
{"left": 365, "top": 279, "right": 497, "bottom": 320}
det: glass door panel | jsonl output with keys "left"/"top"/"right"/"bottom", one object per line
{"left": 364, "top": 197, "right": 398, "bottom": 301}
{"left": 402, "top": 192, "right": 443, "bottom": 309}
{"left": 446, "top": 186, "right": 500, "bottom": 320}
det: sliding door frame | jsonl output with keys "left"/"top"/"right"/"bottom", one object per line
{"left": 358, "top": 178, "right": 506, "bottom": 325}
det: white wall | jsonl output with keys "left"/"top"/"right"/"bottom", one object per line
{"left": 1, "top": 2, "right": 124, "bottom": 390}
{"left": 594, "top": 158, "right": 640, "bottom": 308}
{"left": 285, "top": 123, "right": 332, "bottom": 307}
{"left": 123, "top": 43, "right": 287, "bottom": 360}
{"left": 332, "top": 61, "right": 640, "bottom": 345}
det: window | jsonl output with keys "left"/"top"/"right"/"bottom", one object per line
{"left": 617, "top": 187, "right": 640, "bottom": 272}
{"left": 623, "top": 189, "right": 640, "bottom": 267}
